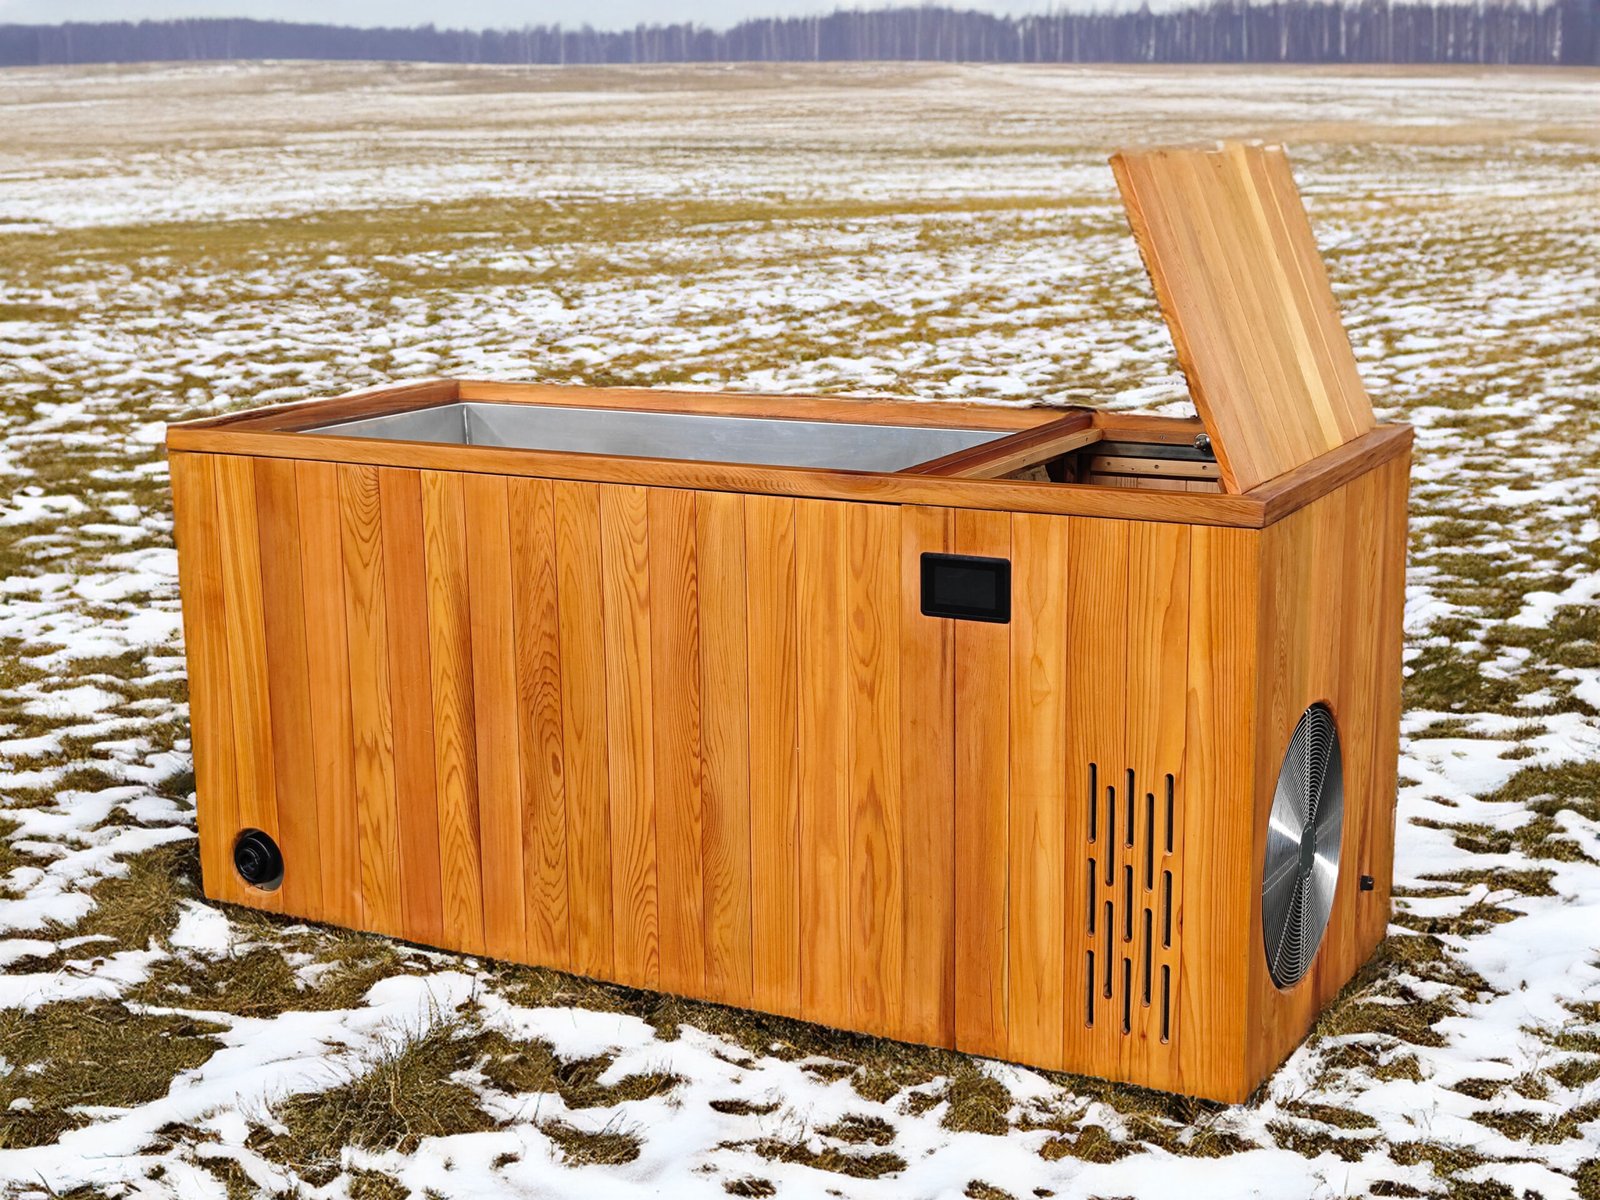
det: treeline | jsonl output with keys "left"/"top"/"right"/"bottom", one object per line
{"left": 1, "top": 1, "right": 1595, "bottom": 69}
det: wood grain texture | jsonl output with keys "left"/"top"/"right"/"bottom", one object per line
{"left": 952, "top": 508, "right": 1011, "bottom": 1059}
{"left": 1006, "top": 512, "right": 1070, "bottom": 1066}
{"left": 170, "top": 452, "right": 245, "bottom": 906}
{"left": 745, "top": 494, "right": 802, "bottom": 1017}
{"left": 168, "top": 425, "right": 1273, "bottom": 529}
{"left": 1178, "top": 522, "right": 1261, "bottom": 1100}
{"left": 380, "top": 469, "right": 443, "bottom": 949}
{"left": 846, "top": 502, "right": 904, "bottom": 1031}
{"left": 213, "top": 453, "right": 283, "bottom": 911}
{"left": 1121, "top": 520, "right": 1190, "bottom": 1087}
{"left": 1062, "top": 516, "right": 1131, "bottom": 1069}
{"left": 898, "top": 506, "right": 956, "bottom": 1047}
{"left": 698, "top": 491, "right": 754, "bottom": 1009}
{"left": 296, "top": 461, "right": 362, "bottom": 930}
{"left": 554, "top": 482, "right": 613, "bottom": 979}
{"left": 1111, "top": 143, "right": 1375, "bottom": 493}
{"left": 650, "top": 487, "right": 706, "bottom": 998}
{"left": 795, "top": 499, "right": 851, "bottom": 1030}
{"left": 601, "top": 484, "right": 659, "bottom": 989}
{"left": 464, "top": 473, "right": 527, "bottom": 962}
{"left": 177, "top": 438, "right": 1407, "bottom": 1104}
{"left": 509, "top": 477, "right": 569, "bottom": 966}
{"left": 337, "top": 464, "right": 402, "bottom": 932}
{"left": 253, "top": 457, "right": 324, "bottom": 920}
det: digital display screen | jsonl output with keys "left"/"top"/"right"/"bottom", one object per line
{"left": 921, "top": 553, "right": 1011, "bottom": 623}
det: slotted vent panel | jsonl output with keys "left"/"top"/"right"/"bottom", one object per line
{"left": 1262, "top": 703, "right": 1344, "bottom": 989}
{"left": 1083, "top": 762, "right": 1178, "bottom": 1041}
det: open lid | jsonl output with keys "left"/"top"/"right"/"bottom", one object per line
{"left": 1110, "top": 142, "right": 1375, "bottom": 494}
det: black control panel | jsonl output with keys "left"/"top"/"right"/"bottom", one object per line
{"left": 920, "top": 553, "right": 1011, "bottom": 623}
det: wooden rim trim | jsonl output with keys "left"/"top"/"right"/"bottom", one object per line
{"left": 174, "top": 380, "right": 1061, "bottom": 438}
{"left": 177, "top": 379, "right": 462, "bottom": 434}
{"left": 166, "top": 426, "right": 1270, "bottom": 528}
{"left": 907, "top": 412, "right": 1100, "bottom": 478}
{"left": 453, "top": 380, "right": 1056, "bottom": 431}
{"left": 1251, "top": 423, "right": 1414, "bottom": 523}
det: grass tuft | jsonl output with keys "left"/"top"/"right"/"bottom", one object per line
{"left": 542, "top": 1117, "right": 643, "bottom": 1166}
{"left": 252, "top": 1015, "right": 494, "bottom": 1185}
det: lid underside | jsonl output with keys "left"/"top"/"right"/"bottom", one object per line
{"left": 1110, "top": 142, "right": 1376, "bottom": 494}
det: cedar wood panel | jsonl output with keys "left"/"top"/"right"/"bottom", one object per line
{"left": 172, "top": 450, "right": 1407, "bottom": 1102}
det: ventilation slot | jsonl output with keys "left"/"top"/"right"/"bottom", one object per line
{"left": 1085, "top": 951, "right": 1095, "bottom": 1027}
{"left": 1142, "top": 909, "right": 1152, "bottom": 1006}
{"left": 1160, "top": 965, "right": 1171, "bottom": 1042}
{"left": 1144, "top": 793, "right": 1155, "bottom": 889}
{"left": 1083, "top": 760, "right": 1179, "bottom": 1043}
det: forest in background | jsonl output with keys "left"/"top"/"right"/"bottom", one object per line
{"left": 1, "top": 1, "right": 1596, "bottom": 68}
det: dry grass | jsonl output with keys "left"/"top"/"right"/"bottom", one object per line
{"left": 251, "top": 1016, "right": 496, "bottom": 1185}
{"left": 0, "top": 1001, "right": 226, "bottom": 1149}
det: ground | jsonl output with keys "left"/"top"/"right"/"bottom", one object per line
{"left": 0, "top": 60, "right": 1597, "bottom": 1200}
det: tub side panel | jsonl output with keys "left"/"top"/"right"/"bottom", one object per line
{"left": 1245, "top": 452, "right": 1410, "bottom": 1090}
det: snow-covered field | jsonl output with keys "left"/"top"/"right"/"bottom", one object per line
{"left": 0, "top": 60, "right": 1597, "bottom": 1200}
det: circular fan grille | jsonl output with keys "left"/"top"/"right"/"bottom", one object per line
{"left": 1262, "top": 703, "right": 1344, "bottom": 989}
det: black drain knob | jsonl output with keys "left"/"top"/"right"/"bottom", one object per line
{"left": 233, "top": 829, "right": 284, "bottom": 890}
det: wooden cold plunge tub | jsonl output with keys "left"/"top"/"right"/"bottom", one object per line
{"left": 168, "top": 143, "right": 1411, "bottom": 1103}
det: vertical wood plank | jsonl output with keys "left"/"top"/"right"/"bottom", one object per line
{"left": 698, "top": 491, "right": 753, "bottom": 1009}
{"left": 1062, "top": 517, "right": 1131, "bottom": 1066}
{"left": 170, "top": 453, "right": 244, "bottom": 906}
{"left": 601, "top": 484, "right": 658, "bottom": 989}
{"left": 953, "top": 508, "right": 1010, "bottom": 1058}
{"left": 554, "top": 482, "right": 613, "bottom": 979}
{"left": 796, "top": 499, "right": 850, "bottom": 1030}
{"left": 509, "top": 477, "right": 569, "bottom": 967}
{"left": 464, "top": 473, "right": 527, "bottom": 962}
{"left": 213, "top": 454, "right": 282, "bottom": 911}
{"left": 1122, "top": 520, "right": 1190, "bottom": 1085}
{"left": 380, "top": 469, "right": 443, "bottom": 949}
{"left": 253, "top": 457, "right": 324, "bottom": 920}
{"left": 846, "top": 502, "right": 903, "bottom": 1031}
{"left": 1006, "top": 512, "right": 1069, "bottom": 1067}
{"left": 649, "top": 488, "right": 704, "bottom": 997}
{"left": 1182, "top": 523, "right": 1260, "bottom": 1099}
{"left": 899, "top": 506, "right": 956, "bottom": 1048}
{"left": 296, "top": 461, "right": 361, "bottom": 929}
{"left": 745, "top": 495, "right": 802, "bottom": 1017}
{"left": 338, "top": 465, "right": 401, "bottom": 932}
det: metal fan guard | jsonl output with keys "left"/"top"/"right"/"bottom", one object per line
{"left": 1262, "top": 703, "right": 1344, "bottom": 989}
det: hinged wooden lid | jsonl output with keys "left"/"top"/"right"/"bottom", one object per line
{"left": 1110, "top": 142, "right": 1375, "bottom": 494}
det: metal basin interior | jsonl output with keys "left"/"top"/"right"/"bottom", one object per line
{"left": 306, "top": 401, "right": 1010, "bottom": 473}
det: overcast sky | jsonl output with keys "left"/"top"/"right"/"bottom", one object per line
{"left": 0, "top": 0, "right": 1118, "bottom": 29}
